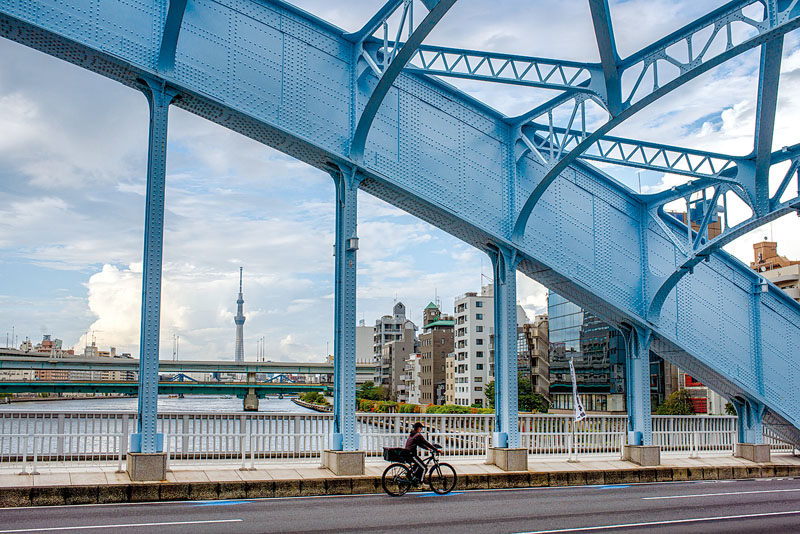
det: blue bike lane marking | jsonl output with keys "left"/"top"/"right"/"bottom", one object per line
{"left": 415, "top": 492, "right": 464, "bottom": 497}
{"left": 191, "top": 500, "right": 253, "bottom": 506}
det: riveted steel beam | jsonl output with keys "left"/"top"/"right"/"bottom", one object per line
{"left": 520, "top": 125, "right": 742, "bottom": 181}
{"left": 330, "top": 164, "right": 362, "bottom": 451}
{"left": 399, "top": 44, "right": 603, "bottom": 95}
{"left": 487, "top": 244, "right": 521, "bottom": 449}
{"left": 350, "top": 0, "right": 457, "bottom": 162}
{"left": 157, "top": 0, "right": 187, "bottom": 75}
{"left": 646, "top": 150, "right": 800, "bottom": 320}
{"left": 130, "top": 77, "right": 179, "bottom": 454}
{"left": 588, "top": 0, "right": 622, "bottom": 114}
{"left": 513, "top": 0, "right": 800, "bottom": 240}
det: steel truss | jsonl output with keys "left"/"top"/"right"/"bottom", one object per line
{"left": 2, "top": 0, "right": 799, "bottom": 456}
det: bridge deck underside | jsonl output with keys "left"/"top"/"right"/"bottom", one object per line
{"left": 0, "top": 0, "right": 798, "bottom": 444}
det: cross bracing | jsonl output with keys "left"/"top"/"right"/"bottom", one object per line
{"left": 0, "top": 0, "right": 798, "bottom": 454}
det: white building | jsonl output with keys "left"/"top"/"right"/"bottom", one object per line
{"left": 356, "top": 321, "right": 375, "bottom": 364}
{"left": 404, "top": 353, "right": 421, "bottom": 404}
{"left": 373, "top": 302, "right": 417, "bottom": 386}
{"left": 453, "top": 284, "right": 529, "bottom": 407}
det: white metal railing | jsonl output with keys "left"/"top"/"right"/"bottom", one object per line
{"left": 1, "top": 410, "right": 796, "bottom": 470}
{"left": 520, "top": 414, "right": 628, "bottom": 457}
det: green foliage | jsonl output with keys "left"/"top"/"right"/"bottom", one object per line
{"left": 725, "top": 402, "right": 736, "bottom": 416}
{"left": 300, "top": 391, "right": 329, "bottom": 405}
{"left": 484, "top": 374, "right": 549, "bottom": 413}
{"left": 357, "top": 399, "right": 398, "bottom": 412}
{"left": 357, "top": 382, "right": 389, "bottom": 401}
{"left": 654, "top": 390, "right": 696, "bottom": 415}
{"left": 425, "top": 404, "right": 471, "bottom": 414}
{"left": 398, "top": 403, "right": 419, "bottom": 413}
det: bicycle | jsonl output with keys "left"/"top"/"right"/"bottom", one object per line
{"left": 381, "top": 444, "right": 457, "bottom": 496}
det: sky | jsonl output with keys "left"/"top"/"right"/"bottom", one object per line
{"left": 0, "top": 0, "right": 798, "bottom": 362}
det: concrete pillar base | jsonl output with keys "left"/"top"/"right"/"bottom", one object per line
{"left": 321, "top": 450, "right": 365, "bottom": 476}
{"left": 623, "top": 445, "right": 660, "bottom": 466}
{"left": 486, "top": 447, "right": 528, "bottom": 471}
{"left": 243, "top": 389, "right": 259, "bottom": 411}
{"left": 126, "top": 452, "right": 167, "bottom": 481}
{"left": 735, "top": 443, "right": 771, "bottom": 463}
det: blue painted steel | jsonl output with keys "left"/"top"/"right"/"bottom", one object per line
{"left": 624, "top": 326, "right": 652, "bottom": 446}
{"left": 331, "top": 167, "right": 360, "bottom": 451}
{"left": 733, "top": 397, "right": 766, "bottom": 445}
{"left": 130, "top": 78, "right": 177, "bottom": 454}
{"left": 157, "top": 0, "right": 187, "bottom": 75}
{"left": 350, "top": 0, "right": 456, "bottom": 162}
{"left": 0, "top": 0, "right": 799, "bottom": 448}
{"left": 587, "top": 0, "right": 621, "bottom": 114}
{"left": 489, "top": 245, "right": 520, "bottom": 449}
{"left": 513, "top": 0, "right": 800, "bottom": 239}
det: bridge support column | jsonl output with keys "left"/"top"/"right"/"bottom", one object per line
{"left": 323, "top": 167, "right": 363, "bottom": 475}
{"left": 243, "top": 372, "right": 259, "bottom": 411}
{"left": 127, "top": 78, "right": 178, "bottom": 482}
{"left": 733, "top": 398, "right": 770, "bottom": 462}
{"left": 622, "top": 326, "right": 659, "bottom": 466}
{"left": 485, "top": 246, "right": 526, "bottom": 471}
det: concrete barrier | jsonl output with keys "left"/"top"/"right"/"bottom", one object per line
{"left": 3, "top": 464, "right": 800, "bottom": 507}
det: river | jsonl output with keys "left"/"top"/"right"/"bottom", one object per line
{"left": 0, "top": 395, "right": 315, "bottom": 413}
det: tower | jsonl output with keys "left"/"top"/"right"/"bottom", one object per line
{"left": 234, "top": 267, "right": 246, "bottom": 362}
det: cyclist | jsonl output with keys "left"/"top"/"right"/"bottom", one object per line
{"left": 404, "top": 422, "right": 439, "bottom": 483}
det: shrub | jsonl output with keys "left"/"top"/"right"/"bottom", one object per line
{"left": 654, "top": 390, "right": 695, "bottom": 415}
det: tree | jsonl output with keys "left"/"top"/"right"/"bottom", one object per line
{"left": 654, "top": 390, "right": 695, "bottom": 415}
{"left": 357, "top": 381, "right": 389, "bottom": 401}
{"left": 483, "top": 374, "right": 549, "bottom": 413}
{"left": 725, "top": 401, "right": 736, "bottom": 416}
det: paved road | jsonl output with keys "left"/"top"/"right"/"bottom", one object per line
{"left": 2, "top": 477, "right": 800, "bottom": 533}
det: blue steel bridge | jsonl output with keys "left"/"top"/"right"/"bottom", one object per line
{"left": 0, "top": 0, "right": 799, "bottom": 464}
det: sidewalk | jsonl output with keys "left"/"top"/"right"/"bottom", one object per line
{"left": 1, "top": 453, "right": 799, "bottom": 507}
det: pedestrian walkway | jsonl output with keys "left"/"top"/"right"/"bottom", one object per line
{"left": 1, "top": 453, "right": 799, "bottom": 507}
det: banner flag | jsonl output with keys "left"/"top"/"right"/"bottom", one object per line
{"left": 569, "top": 358, "right": 586, "bottom": 422}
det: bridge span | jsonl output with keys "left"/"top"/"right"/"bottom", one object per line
{"left": 0, "top": 351, "right": 373, "bottom": 376}
{"left": 0, "top": 0, "right": 798, "bottom": 479}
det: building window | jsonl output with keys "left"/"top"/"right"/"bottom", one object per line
{"left": 476, "top": 313, "right": 483, "bottom": 320}
{"left": 476, "top": 351, "right": 483, "bottom": 357}
{"left": 474, "top": 386, "right": 483, "bottom": 391}
{"left": 476, "top": 326, "right": 483, "bottom": 332}
{"left": 476, "top": 364, "right": 483, "bottom": 370}
{"left": 476, "top": 301, "right": 483, "bottom": 308}
{"left": 476, "top": 339, "right": 484, "bottom": 345}
{"left": 475, "top": 377, "right": 482, "bottom": 383}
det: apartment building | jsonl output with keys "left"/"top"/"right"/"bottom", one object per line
{"left": 517, "top": 315, "right": 550, "bottom": 398}
{"left": 445, "top": 353, "right": 455, "bottom": 404}
{"left": 373, "top": 302, "right": 417, "bottom": 386}
{"left": 452, "top": 284, "right": 529, "bottom": 407}
{"left": 404, "top": 353, "right": 421, "bottom": 404}
{"left": 418, "top": 302, "right": 453, "bottom": 405}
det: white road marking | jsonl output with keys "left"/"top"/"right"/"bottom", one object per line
{"left": 643, "top": 488, "right": 800, "bottom": 500}
{"left": 0, "top": 519, "right": 242, "bottom": 533}
{"left": 511, "top": 509, "right": 800, "bottom": 533}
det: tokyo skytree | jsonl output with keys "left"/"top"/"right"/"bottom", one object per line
{"left": 234, "top": 267, "right": 245, "bottom": 363}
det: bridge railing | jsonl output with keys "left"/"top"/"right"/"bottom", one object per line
{"left": 1, "top": 411, "right": 795, "bottom": 472}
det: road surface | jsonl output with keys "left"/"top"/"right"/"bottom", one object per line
{"left": 2, "top": 477, "right": 800, "bottom": 533}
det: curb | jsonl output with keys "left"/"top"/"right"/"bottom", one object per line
{"left": 3, "top": 464, "right": 799, "bottom": 507}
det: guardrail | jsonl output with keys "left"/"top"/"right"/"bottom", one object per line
{"left": 0, "top": 411, "right": 795, "bottom": 472}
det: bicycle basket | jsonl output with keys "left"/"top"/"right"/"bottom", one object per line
{"left": 383, "top": 447, "right": 407, "bottom": 462}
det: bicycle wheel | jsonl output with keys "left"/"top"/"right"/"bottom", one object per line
{"left": 428, "top": 462, "right": 457, "bottom": 494}
{"left": 382, "top": 463, "right": 413, "bottom": 496}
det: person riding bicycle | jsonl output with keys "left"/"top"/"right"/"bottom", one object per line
{"left": 404, "top": 422, "right": 439, "bottom": 483}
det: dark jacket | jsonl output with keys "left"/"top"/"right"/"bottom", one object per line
{"left": 404, "top": 431, "right": 436, "bottom": 452}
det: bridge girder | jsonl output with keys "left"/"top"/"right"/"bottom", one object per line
{"left": 0, "top": 0, "right": 798, "bottom": 447}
